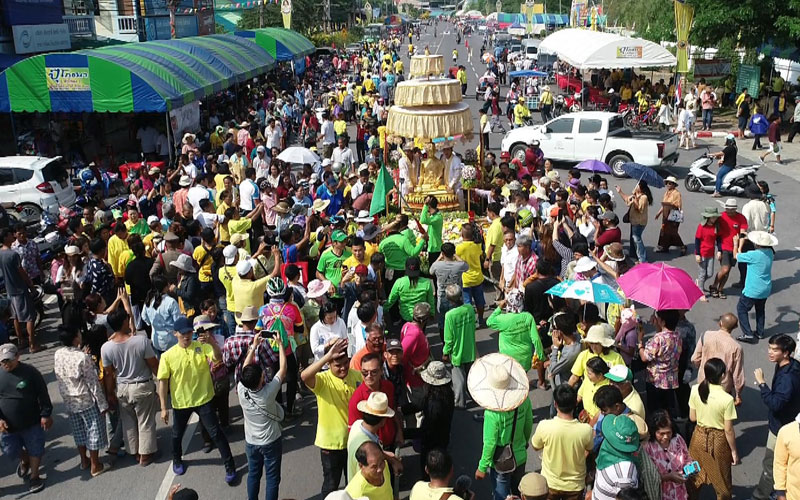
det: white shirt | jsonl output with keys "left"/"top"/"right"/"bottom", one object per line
{"left": 321, "top": 120, "right": 336, "bottom": 145}
{"left": 442, "top": 153, "right": 463, "bottom": 191}
{"left": 195, "top": 211, "right": 224, "bottom": 229}
{"left": 253, "top": 156, "right": 270, "bottom": 180}
{"left": 500, "top": 245, "right": 518, "bottom": 288}
{"left": 742, "top": 199, "right": 769, "bottom": 232}
{"left": 398, "top": 156, "right": 413, "bottom": 195}
{"left": 156, "top": 134, "right": 170, "bottom": 157}
{"left": 309, "top": 317, "right": 348, "bottom": 361}
{"left": 136, "top": 126, "right": 159, "bottom": 153}
{"left": 183, "top": 162, "right": 198, "bottom": 180}
{"left": 593, "top": 462, "right": 638, "bottom": 500}
{"left": 187, "top": 185, "right": 211, "bottom": 218}
{"left": 265, "top": 124, "right": 283, "bottom": 150}
{"left": 331, "top": 147, "right": 355, "bottom": 171}
{"left": 239, "top": 179, "right": 257, "bottom": 212}
{"left": 351, "top": 180, "right": 365, "bottom": 201}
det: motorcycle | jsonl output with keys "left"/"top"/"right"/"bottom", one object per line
{"left": 684, "top": 150, "right": 760, "bottom": 195}
{"left": 552, "top": 92, "right": 581, "bottom": 117}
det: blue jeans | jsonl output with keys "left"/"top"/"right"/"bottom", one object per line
{"left": 737, "top": 294, "right": 767, "bottom": 338}
{"left": 716, "top": 165, "right": 733, "bottom": 193}
{"left": 702, "top": 108, "right": 713, "bottom": 129}
{"left": 631, "top": 224, "right": 647, "bottom": 263}
{"left": 220, "top": 296, "right": 236, "bottom": 336}
{"left": 489, "top": 464, "right": 526, "bottom": 500}
{"left": 246, "top": 440, "right": 282, "bottom": 500}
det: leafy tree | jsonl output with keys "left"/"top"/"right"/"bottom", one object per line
{"left": 237, "top": 0, "right": 320, "bottom": 32}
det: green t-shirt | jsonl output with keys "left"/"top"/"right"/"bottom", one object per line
{"left": 378, "top": 232, "right": 425, "bottom": 271}
{"left": 385, "top": 276, "right": 435, "bottom": 323}
{"left": 317, "top": 247, "right": 352, "bottom": 288}
{"left": 419, "top": 205, "right": 443, "bottom": 253}
{"left": 486, "top": 308, "right": 543, "bottom": 371}
{"left": 443, "top": 303, "right": 477, "bottom": 366}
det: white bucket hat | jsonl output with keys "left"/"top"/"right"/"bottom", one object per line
{"left": 467, "top": 353, "right": 529, "bottom": 412}
{"left": 356, "top": 392, "right": 396, "bottom": 418}
{"left": 354, "top": 210, "right": 373, "bottom": 223}
{"left": 574, "top": 256, "right": 597, "bottom": 273}
{"left": 583, "top": 323, "right": 615, "bottom": 347}
{"left": 747, "top": 230, "right": 778, "bottom": 247}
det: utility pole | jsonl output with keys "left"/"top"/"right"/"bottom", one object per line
{"left": 324, "top": 0, "right": 331, "bottom": 31}
{"left": 259, "top": 1, "right": 264, "bottom": 27}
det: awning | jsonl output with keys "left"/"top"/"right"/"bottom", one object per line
{"left": 530, "top": 14, "right": 569, "bottom": 25}
{"left": 758, "top": 42, "right": 800, "bottom": 63}
{"left": 232, "top": 27, "right": 315, "bottom": 62}
{"left": 539, "top": 28, "right": 676, "bottom": 69}
{"left": 0, "top": 34, "right": 275, "bottom": 113}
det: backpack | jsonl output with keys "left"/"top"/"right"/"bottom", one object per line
{"left": 262, "top": 302, "right": 297, "bottom": 354}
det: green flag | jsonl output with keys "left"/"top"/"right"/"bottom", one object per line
{"left": 369, "top": 163, "right": 396, "bottom": 216}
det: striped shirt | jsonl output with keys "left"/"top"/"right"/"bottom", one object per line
{"left": 592, "top": 462, "right": 639, "bottom": 500}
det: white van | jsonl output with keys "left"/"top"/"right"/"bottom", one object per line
{"left": 522, "top": 38, "right": 540, "bottom": 61}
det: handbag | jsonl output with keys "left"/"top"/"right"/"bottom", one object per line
{"left": 667, "top": 209, "right": 684, "bottom": 223}
{"left": 622, "top": 208, "right": 631, "bottom": 224}
{"left": 492, "top": 408, "right": 519, "bottom": 474}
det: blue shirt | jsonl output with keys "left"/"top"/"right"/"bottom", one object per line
{"left": 142, "top": 295, "right": 182, "bottom": 352}
{"left": 737, "top": 248, "right": 773, "bottom": 299}
{"left": 317, "top": 187, "right": 344, "bottom": 216}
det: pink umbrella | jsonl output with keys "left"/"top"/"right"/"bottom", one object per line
{"left": 616, "top": 262, "right": 704, "bottom": 311}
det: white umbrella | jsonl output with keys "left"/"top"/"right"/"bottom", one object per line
{"left": 276, "top": 147, "right": 319, "bottom": 165}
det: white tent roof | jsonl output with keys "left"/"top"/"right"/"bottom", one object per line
{"left": 539, "top": 29, "right": 676, "bottom": 69}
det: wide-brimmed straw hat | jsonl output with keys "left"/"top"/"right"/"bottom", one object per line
{"left": 356, "top": 392, "right": 395, "bottom": 418}
{"left": 603, "top": 242, "right": 626, "bottom": 262}
{"left": 307, "top": 279, "right": 332, "bottom": 299}
{"left": 312, "top": 198, "right": 330, "bottom": 213}
{"left": 467, "top": 353, "right": 529, "bottom": 412}
{"left": 747, "top": 230, "right": 778, "bottom": 247}
{"left": 170, "top": 254, "right": 196, "bottom": 273}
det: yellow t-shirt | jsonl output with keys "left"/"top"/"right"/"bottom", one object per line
{"left": 570, "top": 348, "right": 625, "bottom": 378}
{"left": 334, "top": 120, "right": 347, "bottom": 136}
{"left": 343, "top": 254, "right": 368, "bottom": 271}
{"left": 310, "top": 369, "right": 362, "bottom": 449}
{"left": 624, "top": 389, "right": 646, "bottom": 420}
{"left": 621, "top": 87, "right": 633, "bottom": 101}
{"left": 142, "top": 231, "right": 160, "bottom": 257}
{"left": 689, "top": 383, "right": 737, "bottom": 430}
{"left": 217, "top": 202, "right": 231, "bottom": 242}
{"left": 394, "top": 60, "right": 403, "bottom": 73}
{"left": 456, "top": 241, "right": 484, "bottom": 288}
{"left": 219, "top": 265, "right": 237, "bottom": 312}
{"left": 531, "top": 417, "right": 594, "bottom": 492}
{"left": 228, "top": 218, "right": 253, "bottom": 253}
{"left": 410, "top": 482, "right": 464, "bottom": 500}
{"left": 192, "top": 244, "right": 216, "bottom": 283}
{"left": 578, "top": 377, "right": 609, "bottom": 418}
{"left": 346, "top": 469, "right": 393, "bottom": 500}
{"left": 156, "top": 341, "right": 215, "bottom": 410}
{"left": 107, "top": 234, "right": 130, "bottom": 278}
{"left": 231, "top": 276, "right": 269, "bottom": 315}
{"left": 486, "top": 218, "right": 504, "bottom": 262}
{"left": 214, "top": 173, "right": 228, "bottom": 193}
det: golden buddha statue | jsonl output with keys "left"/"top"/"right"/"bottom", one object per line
{"left": 404, "top": 143, "right": 459, "bottom": 211}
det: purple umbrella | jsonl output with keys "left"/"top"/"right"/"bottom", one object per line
{"left": 576, "top": 159, "right": 612, "bottom": 173}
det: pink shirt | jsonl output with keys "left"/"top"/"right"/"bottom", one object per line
{"left": 400, "top": 321, "right": 430, "bottom": 388}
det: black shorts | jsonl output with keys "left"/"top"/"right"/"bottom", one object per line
{"left": 720, "top": 250, "right": 736, "bottom": 267}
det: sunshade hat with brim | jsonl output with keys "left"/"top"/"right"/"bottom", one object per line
{"left": 239, "top": 305, "right": 260, "bottom": 323}
{"left": 355, "top": 210, "right": 373, "bottom": 223}
{"left": 421, "top": 361, "right": 452, "bottom": 386}
{"left": 574, "top": 256, "right": 597, "bottom": 273}
{"left": 601, "top": 414, "right": 641, "bottom": 453}
{"left": 467, "top": 353, "right": 529, "bottom": 412}
{"left": 193, "top": 314, "right": 218, "bottom": 331}
{"left": 518, "top": 472, "right": 549, "bottom": 498}
{"left": 182, "top": 132, "right": 196, "bottom": 143}
{"left": 532, "top": 187, "right": 549, "bottom": 201}
{"left": 65, "top": 245, "right": 81, "bottom": 256}
{"left": 273, "top": 202, "right": 290, "bottom": 214}
{"left": 583, "top": 323, "right": 615, "bottom": 347}
{"left": 664, "top": 176, "right": 678, "bottom": 185}
{"left": 307, "top": 279, "right": 332, "bottom": 299}
{"left": 179, "top": 175, "right": 192, "bottom": 187}
{"left": 362, "top": 223, "right": 380, "bottom": 241}
{"left": 312, "top": 198, "right": 331, "bottom": 213}
{"left": 700, "top": 206, "right": 721, "bottom": 221}
{"left": 356, "top": 392, "right": 396, "bottom": 418}
{"left": 603, "top": 242, "right": 626, "bottom": 262}
{"left": 747, "top": 230, "right": 778, "bottom": 247}
{"left": 170, "top": 254, "right": 196, "bottom": 273}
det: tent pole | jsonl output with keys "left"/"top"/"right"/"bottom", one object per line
{"left": 165, "top": 111, "right": 173, "bottom": 167}
{"left": 10, "top": 113, "right": 18, "bottom": 155}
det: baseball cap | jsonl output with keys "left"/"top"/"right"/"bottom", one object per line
{"left": 597, "top": 211, "right": 618, "bottom": 221}
{"left": 236, "top": 259, "right": 254, "bottom": 276}
{"left": 331, "top": 230, "right": 347, "bottom": 242}
{"left": 223, "top": 245, "right": 237, "bottom": 265}
{"left": 354, "top": 264, "right": 368, "bottom": 276}
{"left": 174, "top": 316, "right": 194, "bottom": 334}
{"left": 386, "top": 338, "right": 403, "bottom": 352}
{"left": 0, "top": 343, "right": 18, "bottom": 361}
{"left": 605, "top": 364, "right": 633, "bottom": 383}
{"left": 147, "top": 215, "right": 160, "bottom": 226}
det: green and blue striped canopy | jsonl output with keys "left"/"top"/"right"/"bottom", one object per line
{"left": 233, "top": 28, "right": 315, "bottom": 62}
{"left": 0, "top": 34, "right": 275, "bottom": 113}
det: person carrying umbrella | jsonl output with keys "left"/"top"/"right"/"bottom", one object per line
{"left": 615, "top": 181, "right": 653, "bottom": 264}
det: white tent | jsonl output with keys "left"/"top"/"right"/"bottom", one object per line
{"left": 539, "top": 29, "right": 677, "bottom": 69}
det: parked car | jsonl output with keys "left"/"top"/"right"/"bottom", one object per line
{"left": 0, "top": 156, "right": 76, "bottom": 221}
{"left": 345, "top": 43, "right": 363, "bottom": 55}
{"left": 500, "top": 111, "right": 680, "bottom": 177}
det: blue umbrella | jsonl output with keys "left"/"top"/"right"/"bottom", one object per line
{"left": 545, "top": 280, "right": 624, "bottom": 304}
{"left": 620, "top": 162, "right": 665, "bottom": 188}
{"left": 508, "top": 70, "right": 549, "bottom": 79}
{"left": 576, "top": 159, "right": 612, "bottom": 174}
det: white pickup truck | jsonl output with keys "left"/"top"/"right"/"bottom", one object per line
{"left": 500, "top": 111, "right": 680, "bottom": 177}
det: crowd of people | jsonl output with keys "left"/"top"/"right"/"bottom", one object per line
{"left": 0, "top": 20, "right": 799, "bottom": 500}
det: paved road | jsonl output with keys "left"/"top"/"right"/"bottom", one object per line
{"left": 2, "top": 24, "right": 797, "bottom": 500}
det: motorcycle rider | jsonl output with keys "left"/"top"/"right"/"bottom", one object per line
{"left": 709, "top": 134, "right": 738, "bottom": 198}
{"left": 513, "top": 97, "right": 530, "bottom": 129}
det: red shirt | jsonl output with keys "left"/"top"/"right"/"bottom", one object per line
{"left": 348, "top": 379, "right": 397, "bottom": 446}
{"left": 694, "top": 223, "right": 718, "bottom": 257}
{"left": 718, "top": 212, "right": 747, "bottom": 252}
{"left": 400, "top": 322, "right": 430, "bottom": 388}
{"left": 595, "top": 226, "right": 622, "bottom": 250}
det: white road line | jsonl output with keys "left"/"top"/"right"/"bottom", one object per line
{"left": 154, "top": 414, "right": 200, "bottom": 500}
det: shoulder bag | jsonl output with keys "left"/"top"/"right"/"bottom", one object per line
{"left": 492, "top": 407, "right": 519, "bottom": 474}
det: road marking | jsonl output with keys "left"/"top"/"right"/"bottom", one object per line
{"left": 154, "top": 414, "right": 200, "bottom": 500}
